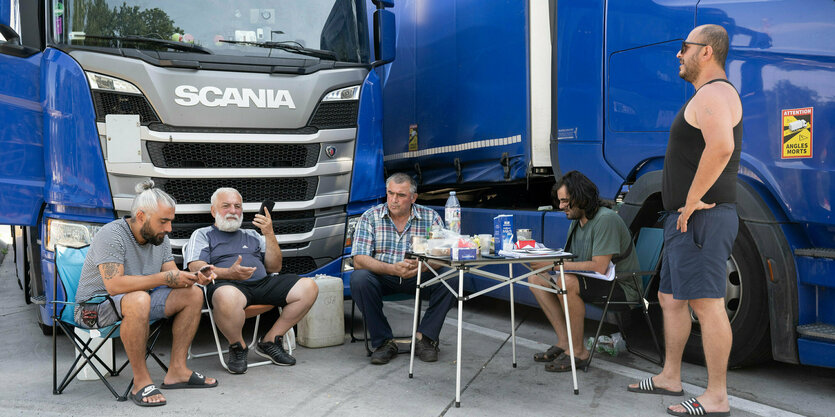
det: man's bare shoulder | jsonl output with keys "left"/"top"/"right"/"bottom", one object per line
{"left": 694, "top": 82, "right": 741, "bottom": 111}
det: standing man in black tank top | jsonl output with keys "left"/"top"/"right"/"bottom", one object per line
{"left": 628, "top": 25, "right": 741, "bottom": 417}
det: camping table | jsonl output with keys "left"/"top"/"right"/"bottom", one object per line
{"left": 405, "top": 251, "right": 577, "bottom": 407}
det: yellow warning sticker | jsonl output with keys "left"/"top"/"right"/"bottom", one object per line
{"left": 408, "top": 124, "right": 418, "bottom": 152}
{"left": 781, "top": 107, "right": 813, "bottom": 159}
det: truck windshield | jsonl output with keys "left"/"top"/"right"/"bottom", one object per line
{"left": 50, "top": 0, "right": 370, "bottom": 63}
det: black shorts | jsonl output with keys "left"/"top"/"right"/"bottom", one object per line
{"left": 206, "top": 273, "right": 302, "bottom": 309}
{"left": 549, "top": 272, "right": 627, "bottom": 302}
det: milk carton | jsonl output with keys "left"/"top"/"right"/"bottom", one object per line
{"left": 493, "top": 215, "right": 514, "bottom": 252}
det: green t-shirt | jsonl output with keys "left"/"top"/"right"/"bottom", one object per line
{"left": 565, "top": 207, "right": 641, "bottom": 302}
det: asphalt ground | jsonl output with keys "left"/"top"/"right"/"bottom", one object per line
{"left": 0, "top": 225, "right": 831, "bottom": 416}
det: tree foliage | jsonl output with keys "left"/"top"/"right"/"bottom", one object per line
{"left": 71, "top": 0, "right": 183, "bottom": 39}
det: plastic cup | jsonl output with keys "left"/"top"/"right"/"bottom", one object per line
{"left": 478, "top": 234, "right": 492, "bottom": 255}
{"left": 517, "top": 229, "right": 532, "bottom": 241}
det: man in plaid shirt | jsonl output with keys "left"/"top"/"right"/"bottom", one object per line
{"left": 351, "top": 173, "right": 456, "bottom": 365}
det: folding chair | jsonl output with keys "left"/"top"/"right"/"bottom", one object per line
{"left": 349, "top": 294, "right": 421, "bottom": 356}
{"left": 587, "top": 227, "right": 665, "bottom": 368}
{"left": 187, "top": 285, "right": 294, "bottom": 371}
{"left": 52, "top": 245, "right": 167, "bottom": 401}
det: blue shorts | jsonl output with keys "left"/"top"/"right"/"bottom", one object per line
{"left": 659, "top": 203, "right": 738, "bottom": 300}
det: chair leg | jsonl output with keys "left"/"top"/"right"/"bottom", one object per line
{"left": 621, "top": 300, "right": 665, "bottom": 366}
{"left": 349, "top": 299, "right": 364, "bottom": 343}
{"left": 587, "top": 281, "right": 619, "bottom": 371}
{"left": 55, "top": 321, "right": 122, "bottom": 400}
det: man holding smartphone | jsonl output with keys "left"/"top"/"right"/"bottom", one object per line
{"left": 184, "top": 187, "right": 319, "bottom": 374}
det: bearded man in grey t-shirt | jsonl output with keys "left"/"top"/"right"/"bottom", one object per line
{"left": 74, "top": 181, "right": 218, "bottom": 407}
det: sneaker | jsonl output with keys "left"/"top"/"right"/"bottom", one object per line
{"left": 227, "top": 342, "right": 248, "bottom": 374}
{"left": 370, "top": 339, "right": 398, "bottom": 365}
{"left": 256, "top": 336, "right": 296, "bottom": 366}
{"left": 414, "top": 336, "right": 439, "bottom": 362}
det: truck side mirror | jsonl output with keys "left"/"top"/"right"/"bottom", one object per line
{"left": 371, "top": 7, "right": 396, "bottom": 67}
{"left": 0, "top": 23, "right": 21, "bottom": 45}
{"left": 0, "top": 23, "right": 38, "bottom": 57}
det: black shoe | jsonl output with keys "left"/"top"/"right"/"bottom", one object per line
{"left": 370, "top": 339, "right": 398, "bottom": 365}
{"left": 227, "top": 342, "right": 248, "bottom": 374}
{"left": 255, "top": 336, "right": 296, "bottom": 366}
{"left": 414, "top": 336, "right": 439, "bottom": 362}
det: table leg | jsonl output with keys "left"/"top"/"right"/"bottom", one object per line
{"left": 409, "top": 261, "right": 423, "bottom": 379}
{"left": 509, "top": 263, "right": 516, "bottom": 368}
{"left": 455, "top": 268, "right": 463, "bottom": 408}
{"left": 558, "top": 262, "right": 579, "bottom": 395}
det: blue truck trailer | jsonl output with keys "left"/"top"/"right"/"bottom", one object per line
{"left": 378, "top": 0, "right": 835, "bottom": 368}
{"left": 0, "top": 0, "right": 395, "bottom": 332}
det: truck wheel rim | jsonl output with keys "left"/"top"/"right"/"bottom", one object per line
{"left": 689, "top": 255, "right": 742, "bottom": 324}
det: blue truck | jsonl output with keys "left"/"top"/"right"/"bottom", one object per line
{"left": 0, "top": 0, "right": 394, "bottom": 332}
{"left": 377, "top": 0, "right": 834, "bottom": 369}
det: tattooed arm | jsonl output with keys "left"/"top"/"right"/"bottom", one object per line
{"left": 99, "top": 262, "right": 199, "bottom": 295}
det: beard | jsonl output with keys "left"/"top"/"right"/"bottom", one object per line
{"left": 679, "top": 55, "right": 700, "bottom": 83}
{"left": 215, "top": 213, "right": 242, "bottom": 232}
{"left": 139, "top": 221, "right": 167, "bottom": 246}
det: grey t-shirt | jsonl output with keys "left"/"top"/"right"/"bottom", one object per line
{"left": 75, "top": 218, "right": 174, "bottom": 303}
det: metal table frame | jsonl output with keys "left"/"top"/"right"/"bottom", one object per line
{"left": 406, "top": 252, "right": 578, "bottom": 407}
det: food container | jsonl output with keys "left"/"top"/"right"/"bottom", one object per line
{"left": 426, "top": 239, "right": 452, "bottom": 257}
{"left": 411, "top": 235, "right": 427, "bottom": 254}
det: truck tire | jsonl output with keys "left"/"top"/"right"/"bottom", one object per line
{"left": 682, "top": 222, "right": 772, "bottom": 368}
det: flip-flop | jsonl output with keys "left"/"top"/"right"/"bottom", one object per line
{"left": 533, "top": 345, "right": 565, "bottom": 362}
{"left": 544, "top": 352, "right": 589, "bottom": 372}
{"left": 667, "top": 397, "right": 731, "bottom": 416}
{"left": 160, "top": 371, "right": 218, "bottom": 389}
{"left": 627, "top": 377, "right": 684, "bottom": 396}
{"left": 130, "top": 384, "right": 166, "bottom": 407}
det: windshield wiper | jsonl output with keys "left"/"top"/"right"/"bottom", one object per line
{"left": 218, "top": 39, "right": 336, "bottom": 60}
{"left": 82, "top": 34, "right": 213, "bottom": 54}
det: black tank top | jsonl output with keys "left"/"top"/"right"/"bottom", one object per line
{"left": 662, "top": 79, "right": 743, "bottom": 210}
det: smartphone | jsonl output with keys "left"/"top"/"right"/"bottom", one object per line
{"left": 259, "top": 200, "right": 275, "bottom": 215}
{"left": 198, "top": 264, "right": 214, "bottom": 284}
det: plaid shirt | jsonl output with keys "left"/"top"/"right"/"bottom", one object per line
{"left": 351, "top": 203, "right": 444, "bottom": 265}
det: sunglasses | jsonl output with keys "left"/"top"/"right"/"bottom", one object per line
{"left": 680, "top": 41, "right": 708, "bottom": 54}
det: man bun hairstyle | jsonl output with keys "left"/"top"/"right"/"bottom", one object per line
{"left": 130, "top": 179, "right": 176, "bottom": 217}
{"left": 699, "top": 24, "right": 729, "bottom": 69}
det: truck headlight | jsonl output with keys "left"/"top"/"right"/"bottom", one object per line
{"left": 85, "top": 71, "right": 142, "bottom": 94}
{"left": 47, "top": 219, "right": 104, "bottom": 251}
{"left": 322, "top": 85, "right": 360, "bottom": 102}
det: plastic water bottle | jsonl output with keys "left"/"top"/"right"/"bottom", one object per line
{"left": 445, "top": 191, "right": 461, "bottom": 234}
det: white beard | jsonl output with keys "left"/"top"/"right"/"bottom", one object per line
{"left": 215, "top": 213, "right": 242, "bottom": 232}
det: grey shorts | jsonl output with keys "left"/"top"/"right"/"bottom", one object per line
{"left": 75, "top": 286, "right": 173, "bottom": 328}
{"left": 659, "top": 203, "right": 738, "bottom": 300}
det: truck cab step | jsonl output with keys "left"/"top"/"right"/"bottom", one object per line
{"left": 31, "top": 295, "right": 46, "bottom": 305}
{"left": 794, "top": 248, "right": 835, "bottom": 259}
{"left": 797, "top": 323, "right": 835, "bottom": 342}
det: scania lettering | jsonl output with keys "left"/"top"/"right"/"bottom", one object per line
{"left": 173, "top": 85, "right": 296, "bottom": 109}
{"left": 0, "top": 0, "right": 396, "bottom": 334}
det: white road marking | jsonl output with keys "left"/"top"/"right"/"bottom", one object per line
{"left": 389, "top": 303, "right": 803, "bottom": 417}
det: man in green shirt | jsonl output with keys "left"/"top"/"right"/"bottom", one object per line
{"left": 529, "top": 171, "right": 640, "bottom": 372}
